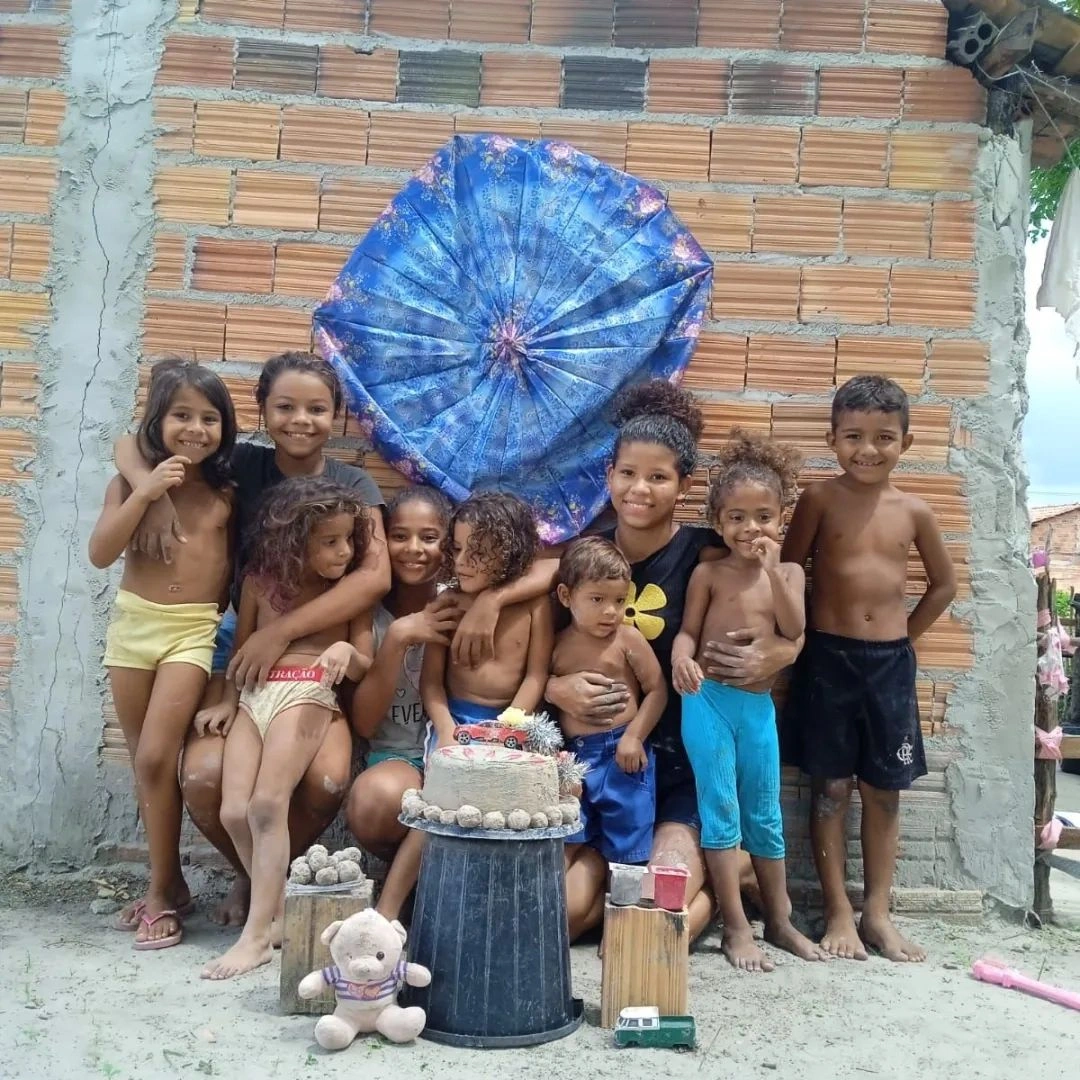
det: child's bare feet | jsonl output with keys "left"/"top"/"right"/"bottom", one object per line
{"left": 859, "top": 913, "right": 926, "bottom": 962}
{"left": 820, "top": 911, "right": 868, "bottom": 960}
{"left": 209, "top": 876, "right": 250, "bottom": 927}
{"left": 765, "top": 919, "right": 829, "bottom": 962}
{"left": 201, "top": 934, "right": 274, "bottom": 980}
{"left": 722, "top": 927, "right": 775, "bottom": 972}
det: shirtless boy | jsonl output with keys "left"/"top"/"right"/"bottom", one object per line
{"left": 782, "top": 375, "right": 957, "bottom": 963}
{"left": 376, "top": 492, "right": 553, "bottom": 920}
{"left": 551, "top": 538, "right": 666, "bottom": 934}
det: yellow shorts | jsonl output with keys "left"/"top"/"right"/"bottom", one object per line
{"left": 238, "top": 665, "right": 341, "bottom": 740}
{"left": 103, "top": 590, "right": 221, "bottom": 676}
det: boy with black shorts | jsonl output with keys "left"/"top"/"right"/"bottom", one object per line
{"left": 782, "top": 375, "right": 956, "bottom": 963}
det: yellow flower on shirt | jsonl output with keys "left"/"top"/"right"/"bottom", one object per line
{"left": 623, "top": 582, "right": 666, "bottom": 641}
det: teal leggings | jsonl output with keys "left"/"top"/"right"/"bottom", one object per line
{"left": 680, "top": 680, "right": 785, "bottom": 860}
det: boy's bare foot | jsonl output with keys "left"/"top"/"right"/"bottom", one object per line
{"left": 209, "top": 877, "right": 250, "bottom": 927}
{"left": 765, "top": 919, "right": 829, "bottom": 962}
{"left": 721, "top": 927, "right": 775, "bottom": 973}
{"left": 859, "top": 913, "right": 926, "bottom": 962}
{"left": 820, "top": 912, "right": 867, "bottom": 960}
{"left": 200, "top": 935, "right": 274, "bottom": 980}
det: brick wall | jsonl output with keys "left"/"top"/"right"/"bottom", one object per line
{"left": 0, "top": 0, "right": 1008, "bottom": 893}
{"left": 1032, "top": 508, "right": 1080, "bottom": 593}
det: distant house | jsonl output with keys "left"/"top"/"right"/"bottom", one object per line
{"left": 1032, "top": 504, "right": 1080, "bottom": 593}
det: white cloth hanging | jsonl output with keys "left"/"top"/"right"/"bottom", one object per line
{"left": 1037, "top": 168, "right": 1080, "bottom": 346}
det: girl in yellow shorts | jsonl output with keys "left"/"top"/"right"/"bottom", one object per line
{"left": 195, "top": 476, "right": 373, "bottom": 981}
{"left": 88, "top": 358, "right": 237, "bottom": 951}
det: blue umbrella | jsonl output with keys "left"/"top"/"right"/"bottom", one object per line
{"left": 314, "top": 133, "right": 712, "bottom": 543}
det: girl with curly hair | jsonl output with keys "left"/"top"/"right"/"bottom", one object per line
{"left": 375, "top": 491, "right": 554, "bottom": 920}
{"left": 198, "top": 476, "right": 374, "bottom": 981}
{"left": 671, "top": 431, "right": 825, "bottom": 972}
{"left": 89, "top": 358, "right": 237, "bottom": 951}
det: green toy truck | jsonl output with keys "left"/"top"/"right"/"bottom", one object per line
{"left": 613, "top": 1006, "right": 696, "bottom": 1050}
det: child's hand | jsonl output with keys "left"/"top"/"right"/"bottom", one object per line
{"left": 317, "top": 642, "right": 358, "bottom": 686}
{"left": 672, "top": 655, "right": 704, "bottom": 695}
{"left": 396, "top": 594, "right": 462, "bottom": 647}
{"left": 616, "top": 734, "right": 648, "bottom": 774}
{"left": 194, "top": 703, "right": 235, "bottom": 738}
{"left": 750, "top": 535, "right": 781, "bottom": 571}
{"left": 134, "top": 455, "right": 189, "bottom": 503}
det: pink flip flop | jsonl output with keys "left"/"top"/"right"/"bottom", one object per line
{"left": 113, "top": 897, "right": 194, "bottom": 932}
{"left": 133, "top": 909, "right": 184, "bottom": 951}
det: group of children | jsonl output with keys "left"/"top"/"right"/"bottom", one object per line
{"left": 90, "top": 350, "right": 957, "bottom": 981}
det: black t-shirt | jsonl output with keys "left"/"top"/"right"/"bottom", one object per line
{"left": 601, "top": 524, "right": 721, "bottom": 755}
{"left": 230, "top": 442, "right": 385, "bottom": 609}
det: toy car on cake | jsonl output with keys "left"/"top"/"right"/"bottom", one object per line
{"left": 454, "top": 721, "right": 531, "bottom": 751}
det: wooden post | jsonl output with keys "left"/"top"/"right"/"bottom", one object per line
{"left": 600, "top": 900, "right": 689, "bottom": 1028}
{"left": 1034, "top": 570, "right": 1056, "bottom": 922}
{"left": 278, "top": 879, "right": 374, "bottom": 1015}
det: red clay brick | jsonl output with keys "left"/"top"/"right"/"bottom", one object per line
{"left": 866, "top": 0, "right": 947, "bottom": 56}
{"left": 540, "top": 118, "right": 627, "bottom": 169}
{"left": 481, "top": 53, "right": 561, "bottom": 108}
{"left": 530, "top": 0, "right": 614, "bottom": 46}
{"left": 647, "top": 59, "right": 729, "bottom": 116}
{"left": 233, "top": 171, "right": 320, "bottom": 231}
{"left": 843, "top": 199, "right": 931, "bottom": 257}
{"left": 155, "top": 166, "right": 232, "bottom": 226}
{"left": 370, "top": 0, "right": 449, "bottom": 38}
{"left": 317, "top": 47, "right": 398, "bottom": 102}
{"left": 801, "top": 266, "right": 889, "bottom": 326}
{"left": 781, "top": 0, "right": 865, "bottom": 52}
{"left": 192, "top": 237, "right": 275, "bottom": 294}
{"left": 711, "top": 125, "right": 799, "bottom": 184}
{"left": 280, "top": 106, "right": 369, "bottom": 166}
{"left": 889, "top": 267, "right": 977, "bottom": 329}
{"left": 368, "top": 111, "right": 455, "bottom": 169}
{"left": 194, "top": 101, "right": 281, "bottom": 160}
{"left": 747, "top": 335, "right": 836, "bottom": 391}
{"left": 0, "top": 26, "right": 64, "bottom": 78}
{"left": 666, "top": 191, "right": 753, "bottom": 253}
{"left": 283, "top": 0, "right": 365, "bottom": 33}
{"left": 143, "top": 298, "right": 226, "bottom": 360}
{"left": 201, "top": 0, "right": 284, "bottom": 30}
{"left": 451, "top": 0, "right": 531, "bottom": 42}
{"left": 931, "top": 200, "right": 977, "bottom": 261}
{"left": 753, "top": 195, "right": 841, "bottom": 256}
{"left": 836, "top": 336, "right": 926, "bottom": 394}
{"left": 890, "top": 132, "right": 978, "bottom": 193}
{"left": 801, "top": 129, "right": 889, "bottom": 188}
{"left": 927, "top": 339, "right": 989, "bottom": 395}
{"left": 157, "top": 33, "right": 235, "bottom": 88}
{"left": 273, "top": 242, "right": 350, "bottom": 299}
{"left": 712, "top": 264, "right": 801, "bottom": 321}
{"left": 699, "top": 0, "right": 780, "bottom": 48}
{"left": 818, "top": 67, "right": 902, "bottom": 119}
{"left": 626, "top": 123, "right": 710, "bottom": 182}
{"left": 904, "top": 68, "right": 987, "bottom": 124}
{"left": 682, "top": 332, "right": 747, "bottom": 391}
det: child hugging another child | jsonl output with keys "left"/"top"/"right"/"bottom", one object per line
{"left": 673, "top": 431, "right": 826, "bottom": 972}
{"left": 376, "top": 491, "right": 553, "bottom": 920}
{"left": 552, "top": 538, "right": 666, "bottom": 906}
{"left": 346, "top": 486, "right": 459, "bottom": 863}
{"left": 782, "top": 376, "right": 956, "bottom": 963}
{"left": 199, "top": 477, "right": 373, "bottom": 980}
{"left": 89, "top": 359, "right": 237, "bottom": 950}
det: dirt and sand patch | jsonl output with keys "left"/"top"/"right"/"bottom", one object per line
{"left": 1, "top": 895, "right": 1078, "bottom": 1080}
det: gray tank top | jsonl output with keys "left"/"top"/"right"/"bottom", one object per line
{"left": 365, "top": 604, "right": 427, "bottom": 757}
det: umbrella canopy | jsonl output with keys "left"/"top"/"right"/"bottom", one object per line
{"left": 314, "top": 133, "right": 712, "bottom": 543}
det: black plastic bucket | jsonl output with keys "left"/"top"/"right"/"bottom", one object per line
{"left": 405, "top": 829, "right": 582, "bottom": 1048}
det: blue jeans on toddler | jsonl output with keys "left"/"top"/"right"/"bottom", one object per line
{"left": 564, "top": 724, "right": 656, "bottom": 864}
{"left": 423, "top": 697, "right": 502, "bottom": 761}
{"left": 680, "top": 680, "right": 785, "bottom": 860}
{"left": 211, "top": 607, "right": 237, "bottom": 676}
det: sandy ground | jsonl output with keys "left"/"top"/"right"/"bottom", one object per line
{"left": 2, "top": 774, "right": 1079, "bottom": 1080}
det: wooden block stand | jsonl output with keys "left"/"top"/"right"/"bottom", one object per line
{"left": 600, "top": 899, "right": 689, "bottom": 1028}
{"left": 279, "top": 879, "right": 374, "bottom": 1015}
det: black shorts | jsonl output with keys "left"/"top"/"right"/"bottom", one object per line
{"left": 653, "top": 743, "right": 701, "bottom": 832}
{"left": 787, "top": 630, "right": 926, "bottom": 791}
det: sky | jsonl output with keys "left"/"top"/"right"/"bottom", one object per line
{"left": 1023, "top": 234, "right": 1080, "bottom": 508}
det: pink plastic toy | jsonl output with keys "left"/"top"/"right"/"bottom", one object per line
{"left": 971, "top": 957, "right": 1080, "bottom": 1012}
{"left": 649, "top": 865, "right": 689, "bottom": 911}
